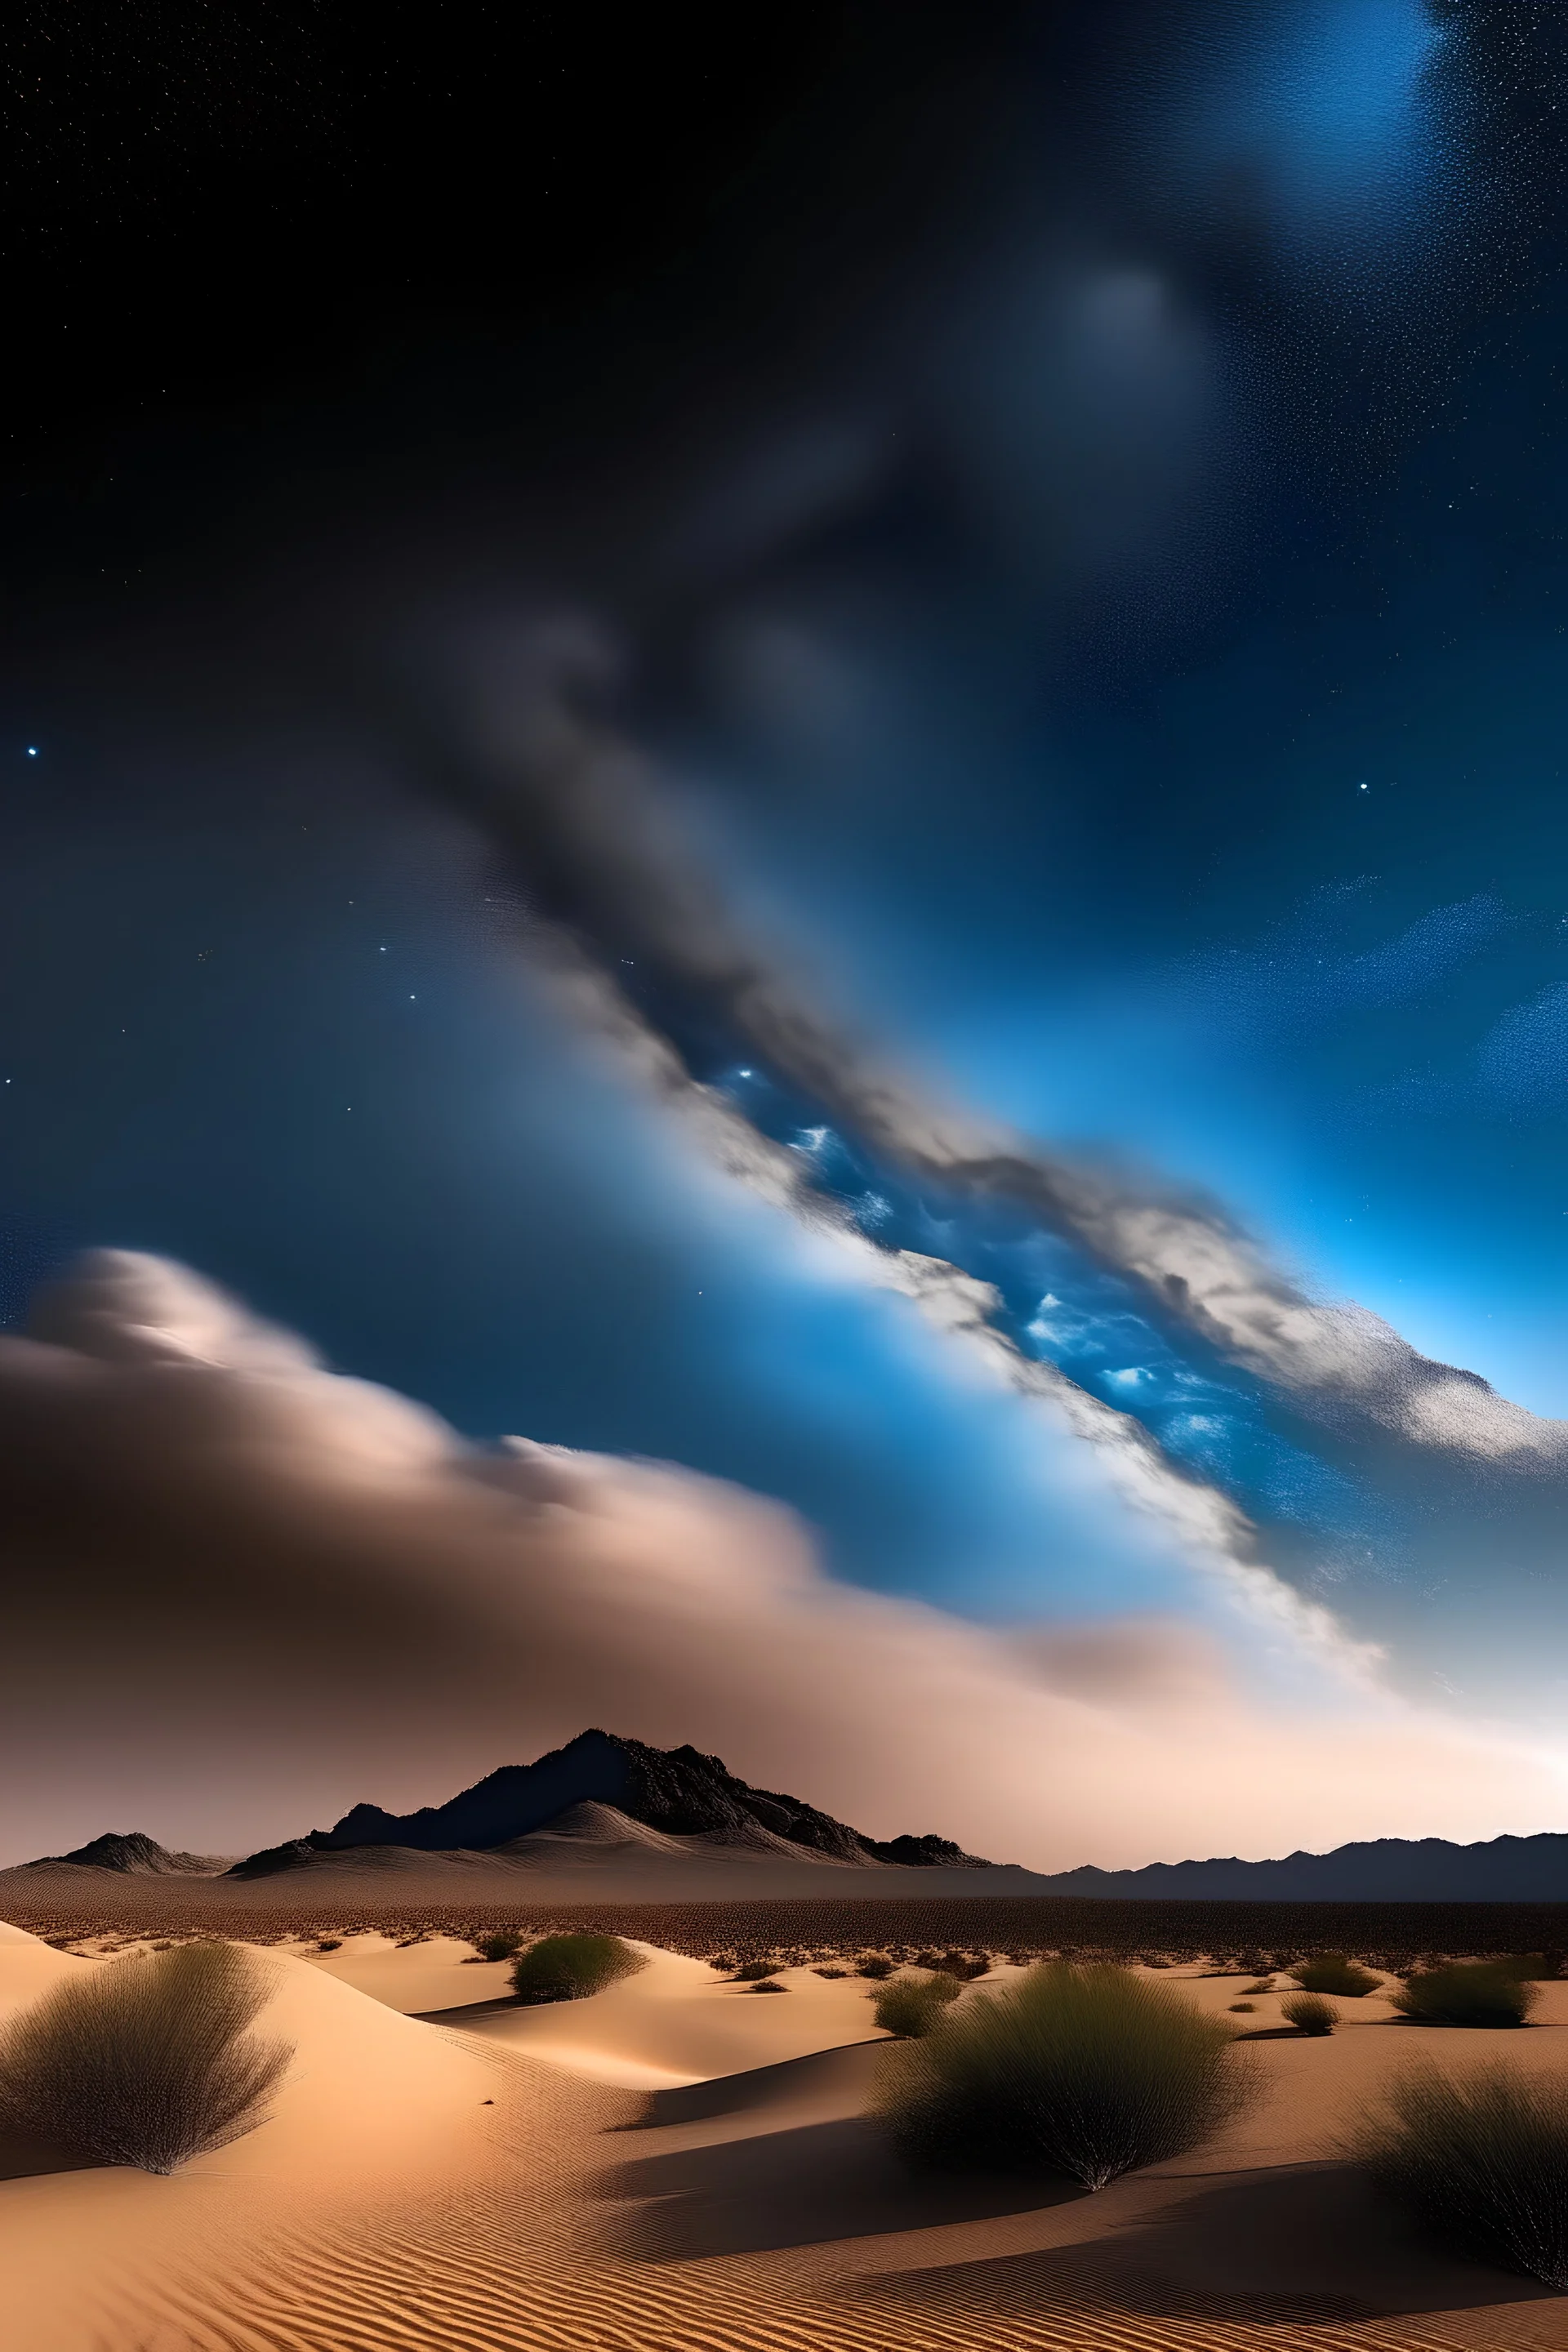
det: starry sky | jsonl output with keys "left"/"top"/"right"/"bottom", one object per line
{"left": 7, "top": 2, "right": 1568, "bottom": 1851}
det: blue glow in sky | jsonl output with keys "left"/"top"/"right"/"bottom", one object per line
{"left": 7, "top": 0, "right": 1567, "bottom": 1749}
{"left": 1165, "top": 0, "right": 1455, "bottom": 274}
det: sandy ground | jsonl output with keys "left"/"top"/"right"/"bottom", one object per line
{"left": 6, "top": 1928, "right": 1568, "bottom": 2350}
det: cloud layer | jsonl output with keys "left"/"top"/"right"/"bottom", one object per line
{"left": 425, "top": 638, "right": 1568, "bottom": 1483}
{"left": 2, "top": 1250, "right": 1562, "bottom": 1869}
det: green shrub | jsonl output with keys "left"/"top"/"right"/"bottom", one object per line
{"left": 1358, "top": 2063, "right": 1568, "bottom": 2287}
{"left": 0, "top": 1941, "right": 290, "bottom": 2175}
{"left": 510, "top": 1934, "right": 645, "bottom": 2006}
{"left": 857, "top": 1955, "right": 896, "bottom": 1980}
{"left": 1391, "top": 1963, "right": 1538, "bottom": 2029}
{"left": 1281, "top": 1991, "right": 1338, "bottom": 2036}
{"left": 1288, "top": 1953, "right": 1379, "bottom": 1998}
{"left": 472, "top": 1929, "right": 523, "bottom": 1963}
{"left": 873, "top": 1972, "right": 962, "bottom": 2038}
{"left": 875, "top": 1961, "right": 1254, "bottom": 2191}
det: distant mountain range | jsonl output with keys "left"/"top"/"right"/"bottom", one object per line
{"left": 1036, "top": 1835, "right": 1568, "bottom": 1902}
{"left": 11, "top": 1734, "right": 1568, "bottom": 1900}
{"left": 229, "top": 1729, "right": 999, "bottom": 1878}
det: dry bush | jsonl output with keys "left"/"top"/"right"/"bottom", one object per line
{"left": 0, "top": 1942, "right": 289, "bottom": 2174}
{"left": 1391, "top": 1963, "right": 1538, "bottom": 2029}
{"left": 873, "top": 1972, "right": 962, "bottom": 2038}
{"left": 471, "top": 1929, "right": 524, "bottom": 1962}
{"left": 750, "top": 1980, "right": 788, "bottom": 1993}
{"left": 732, "top": 1959, "right": 782, "bottom": 1982}
{"left": 875, "top": 1962, "right": 1253, "bottom": 2190}
{"left": 510, "top": 1933, "right": 645, "bottom": 2004}
{"left": 857, "top": 1955, "right": 896, "bottom": 1980}
{"left": 813, "top": 1964, "right": 849, "bottom": 1979}
{"left": 1228, "top": 2001, "right": 1255, "bottom": 2014}
{"left": 1358, "top": 2063, "right": 1568, "bottom": 2287}
{"left": 1289, "top": 1953, "right": 1379, "bottom": 1998}
{"left": 1281, "top": 1991, "right": 1338, "bottom": 2036}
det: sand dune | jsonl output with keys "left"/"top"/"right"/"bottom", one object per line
{"left": 5, "top": 1927, "right": 1568, "bottom": 2349}
{"left": 444, "top": 1940, "right": 897, "bottom": 2086}
{"left": 305, "top": 1930, "right": 518, "bottom": 2013}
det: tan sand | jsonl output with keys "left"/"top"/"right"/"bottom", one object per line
{"left": 301, "top": 1929, "right": 518, "bottom": 2013}
{"left": 6, "top": 1933, "right": 1568, "bottom": 2350}
{"left": 0, "top": 1917, "right": 497, "bottom": 2349}
{"left": 450, "top": 1942, "right": 898, "bottom": 2085}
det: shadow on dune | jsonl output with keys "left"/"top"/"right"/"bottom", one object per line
{"left": 0, "top": 2127, "right": 108, "bottom": 2182}
{"left": 620, "top": 2041, "right": 884, "bottom": 2132}
{"left": 599, "top": 2111, "right": 1081, "bottom": 2258}
{"left": 848, "top": 2161, "right": 1561, "bottom": 2325}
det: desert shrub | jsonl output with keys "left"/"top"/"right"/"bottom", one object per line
{"left": 1228, "top": 2001, "right": 1255, "bottom": 2014}
{"left": 1289, "top": 1953, "right": 1379, "bottom": 1998}
{"left": 732, "top": 1959, "right": 782, "bottom": 1982}
{"left": 1244, "top": 1978, "right": 1275, "bottom": 1993}
{"left": 315, "top": 1937, "right": 341, "bottom": 1954}
{"left": 510, "top": 1934, "right": 645, "bottom": 2006}
{"left": 1281, "top": 1992, "right": 1338, "bottom": 2036}
{"left": 1358, "top": 2063, "right": 1568, "bottom": 2287}
{"left": 857, "top": 1955, "right": 896, "bottom": 1980}
{"left": 0, "top": 1941, "right": 290, "bottom": 2175}
{"left": 750, "top": 1980, "right": 788, "bottom": 1993}
{"left": 472, "top": 1929, "right": 523, "bottom": 1963}
{"left": 1391, "top": 1963, "right": 1538, "bottom": 2029}
{"left": 875, "top": 1961, "right": 1253, "bottom": 2191}
{"left": 1497, "top": 1952, "right": 1560, "bottom": 1981}
{"left": 873, "top": 1973, "right": 962, "bottom": 2038}
{"left": 813, "top": 1965, "right": 849, "bottom": 1979}
{"left": 941, "top": 1950, "right": 990, "bottom": 1980}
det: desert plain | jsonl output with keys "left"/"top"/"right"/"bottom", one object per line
{"left": 7, "top": 1899, "right": 1568, "bottom": 2352}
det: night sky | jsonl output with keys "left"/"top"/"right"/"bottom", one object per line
{"left": 8, "top": 2, "right": 1568, "bottom": 1860}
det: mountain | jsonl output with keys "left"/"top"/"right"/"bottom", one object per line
{"left": 1036, "top": 1833, "right": 1568, "bottom": 1901}
{"left": 20, "top": 1831, "right": 224, "bottom": 1875}
{"left": 231, "top": 1730, "right": 997, "bottom": 1878}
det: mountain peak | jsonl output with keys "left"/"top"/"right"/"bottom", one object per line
{"left": 245, "top": 1730, "right": 996, "bottom": 1873}
{"left": 29, "top": 1831, "right": 221, "bottom": 1875}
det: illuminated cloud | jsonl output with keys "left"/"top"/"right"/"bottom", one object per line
{"left": 1, "top": 1250, "right": 1561, "bottom": 1871}
{"left": 423, "top": 636, "right": 1568, "bottom": 1487}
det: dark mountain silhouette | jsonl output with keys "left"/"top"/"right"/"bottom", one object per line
{"left": 230, "top": 1730, "right": 996, "bottom": 1878}
{"left": 1036, "top": 1833, "right": 1568, "bottom": 1900}
{"left": 20, "top": 1831, "right": 222, "bottom": 1874}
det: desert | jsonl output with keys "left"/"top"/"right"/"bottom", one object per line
{"left": 10, "top": 1906, "right": 1568, "bottom": 2350}
{"left": 11, "top": 1740, "right": 1568, "bottom": 2345}
{"left": 17, "top": 4, "right": 1568, "bottom": 2347}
